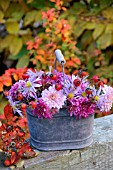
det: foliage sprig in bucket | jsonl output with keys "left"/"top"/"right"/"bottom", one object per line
{"left": 7, "top": 49, "right": 113, "bottom": 150}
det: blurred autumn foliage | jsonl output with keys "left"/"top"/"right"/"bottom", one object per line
{"left": 0, "top": 0, "right": 113, "bottom": 80}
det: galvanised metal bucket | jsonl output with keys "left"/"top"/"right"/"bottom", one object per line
{"left": 26, "top": 108, "right": 94, "bottom": 151}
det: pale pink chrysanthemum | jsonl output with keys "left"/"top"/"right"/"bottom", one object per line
{"left": 42, "top": 85, "right": 66, "bottom": 109}
{"left": 97, "top": 85, "right": 113, "bottom": 112}
{"left": 102, "top": 85, "right": 113, "bottom": 101}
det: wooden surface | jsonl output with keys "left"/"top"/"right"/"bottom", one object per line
{"left": 1, "top": 114, "right": 113, "bottom": 170}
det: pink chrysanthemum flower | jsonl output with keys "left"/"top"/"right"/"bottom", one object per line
{"left": 33, "top": 99, "right": 52, "bottom": 119}
{"left": 67, "top": 97, "right": 96, "bottom": 119}
{"left": 42, "top": 85, "right": 66, "bottom": 109}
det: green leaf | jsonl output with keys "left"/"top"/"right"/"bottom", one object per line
{"left": 74, "top": 22, "right": 87, "bottom": 38}
{"left": 11, "top": 11, "right": 24, "bottom": 21}
{"left": 6, "top": 21, "right": 20, "bottom": 34}
{"left": 105, "top": 24, "right": 113, "bottom": 34}
{"left": 16, "top": 55, "right": 30, "bottom": 68}
{"left": 102, "top": 7, "right": 113, "bottom": 20}
{"left": 34, "top": 10, "right": 43, "bottom": 22}
{"left": 97, "top": 32, "right": 113, "bottom": 49}
{"left": 87, "top": 42, "right": 96, "bottom": 54}
{"left": 0, "top": 35, "right": 13, "bottom": 52}
{"left": 81, "top": 31, "right": 93, "bottom": 50}
{"left": 9, "top": 45, "right": 28, "bottom": 60}
{"left": 5, "top": 3, "right": 22, "bottom": 18}
{"left": 24, "top": 10, "right": 37, "bottom": 26}
{"left": 9, "top": 36, "right": 23, "bottom": 55}
{"left": 61, "top": 43, "right": 67, "bottom": 50}
{"left": 87, "top": 57, "right": 95, "bottom": 73}
{"left": 0, "top": 10, "right": 4, "bottom": 22}
{"left": 85, "top": 22, "right": 96, "bottom": 30}
{"left": 0, "top": 0, "right": 10, "bottom": 12}
{"left": 29, "top": 0, "right": 45, "bottom": 9}
{"left": 93, "top": 24, "right": 105, "bottom": 40}
{"left": 99, "top": 0, "right": 113, "bottom": 9}
{"left": 70, "top": 2, "right": 87, "bottom": 15}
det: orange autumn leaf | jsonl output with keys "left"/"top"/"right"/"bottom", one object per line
{"left": 11, "top": 152, "right": 16, "bottom": 164}
{"left": 45, "top": 28, "right": 51, "bottom": 33}
{"left": 35, "top": 55, "right": 46, "bottom": 63}
{"left": 3, "top": 76, "right": 12, "bottom": 86}
{"left": 73, "top": 57, "right": 81, "bottom": 65}
{"left": 37, "top": 49, "right": 45, "bottom": 55}
{"left": 13, "top": 73, "right": 19, "bottom": 81}
{"left": 0, "top": 82, "right": 3, "bottom": 92}
{"left": 66, "top": 60, "right": 75, "bottom": 67}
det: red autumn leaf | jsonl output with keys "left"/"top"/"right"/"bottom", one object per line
{"left": 13, "top": 155, "right": 21, "bottom": 165}
{"left": 11, "top": 152, "right": 16, "bottom": 164}
{"left": 4, "top": 104, "right": 13, "bottom": 121}
{"left": 17, "top": 117, "right": 28, "bottom": 128}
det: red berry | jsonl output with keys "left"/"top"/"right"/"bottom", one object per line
{"left": 16, "top": 142, "right": 20, "bottom": 149}
{"left": 73, "top": 79, "right": 81, "bottom": 86}
{"left": 98, "top": 81, "right": 104, "bottom": 87}
{"left": 86, "top": 89, "right": 92, "bottom": 95}
{"left": 92, "top": 75, "right": 99, "bottom": 82}
{"left": 21, "top": 103, "right": 26, "bottom": 109}
{"left": 18, "top": 131, "right": 24, "bottom": 137}
{"left": 18, "top": 93, "right": 23, "bottom": 100}
{"left": 22, "top": 74, "right": 29, "bottom": 79}
{"left": 55, "top": 84, "right": 62, "bottom": 91}
{"left": 30, "top": 101, "right": 37, "bottom": 109}
{"left": 50, "top": 74, "right": 57, "bottom": 80}
{"left": 81, "top": 71, "right": 88, "bottom": 77}
{"left": 4, "top": 159, "right": 11, "bottom": 166}
{"left": 28, "top": 147, "right": 32, "bottom": 151}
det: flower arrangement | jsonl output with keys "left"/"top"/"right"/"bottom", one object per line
{"left": 7, "top": 50, "right": 113, "bottom": 119}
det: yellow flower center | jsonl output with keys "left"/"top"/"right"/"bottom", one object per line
{"left": 50, "top": 94, "right": 55, "bottom": 100}
{"left": 82, "top": 92, "right": 86, "bottom": 97}
{"left": 68, "top": 93, "right": 74, "bottom": 98}
{"left": 94, "top": 96, "right": 99, "bottom": 101}
{"left": 26, "top": 81, "right": 31, "bottom": 88}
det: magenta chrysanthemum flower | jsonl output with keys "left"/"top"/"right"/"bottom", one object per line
{"left": 33, "top": 99, "right": 52, "bottom": 119}
{"left": 42, "top": 85, "right": 66, "bottom": 109}
{"left": 67, "top": 97, "right": 96, "bottom": 118}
